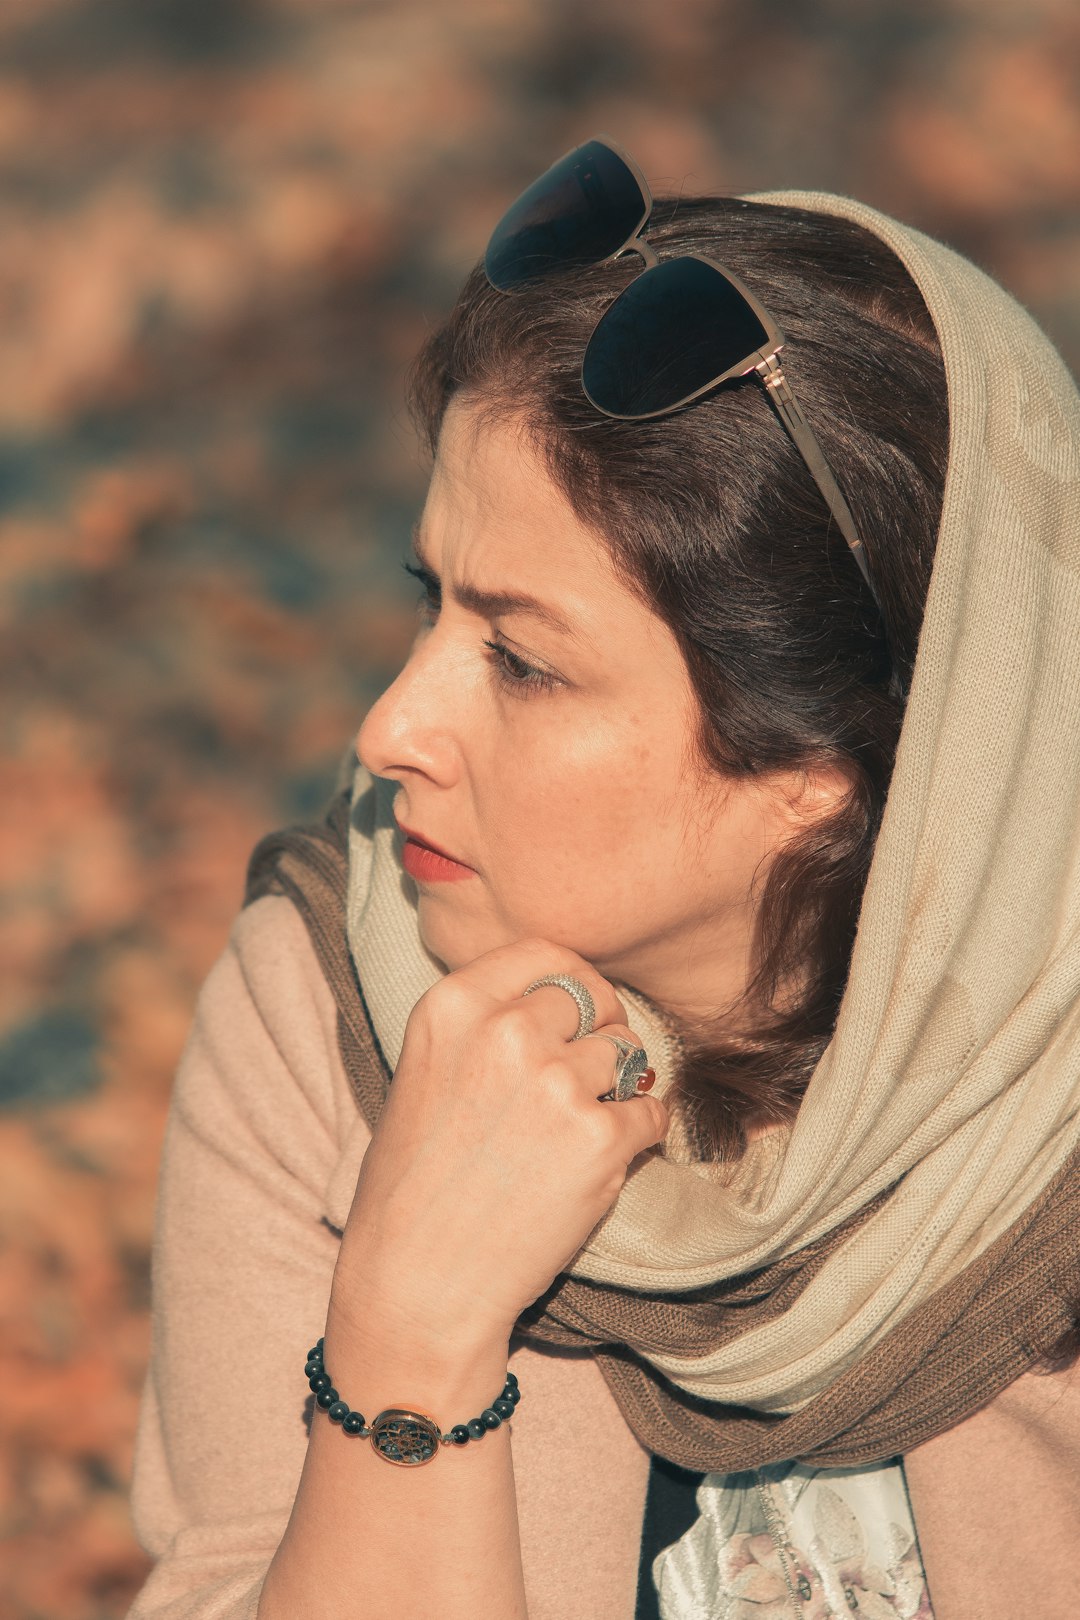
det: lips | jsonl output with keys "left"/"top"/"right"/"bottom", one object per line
{"left": 398, "top": 826, "right": 476, "bottom": 886}
{"left": 396, "top": 822, "right": 470, "bottom": 868}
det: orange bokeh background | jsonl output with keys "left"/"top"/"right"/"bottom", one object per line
{"left": 1, "top": 3, "right": 1076, "bottom": 1614}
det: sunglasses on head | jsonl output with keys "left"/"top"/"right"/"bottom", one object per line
{"left": 483, "top": 135, "right": 884, "bottom": 622}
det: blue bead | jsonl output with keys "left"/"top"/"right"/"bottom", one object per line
{"left": 466, "top": 1418, "right": 486, "bottom": 1440}
{"left": 342, "top": 1412, "right": 365, "bottom": 1435}
{"left": 310, "top": 1374, "right": 331, "bottom": 1393}
{"left": 504, "top": 1384, "right": 521, "bottom": 1406}
{"left": 304, "top": 1359, "right": 322, "bottom": 1379}
{"left": 505, "top": 1371, "right": 518, "bottom": 1388}
{"left": 307, "top": 1346, "right": 322, "bottom": 1363}
{"left": 493, "top": 1397, "right": 514, "bottom": 1419}
{"left": 316, "top": 1388, "right": 338, "bottom": 1409}
{"left": 449, "top": 1425, "right": 470, "bottom": 1445}
{"left": 480, "top": 1408, "right": 501, "bottom": 1429}
{"left": 327, "top": 1402, "right": 349, "bottom": 1423}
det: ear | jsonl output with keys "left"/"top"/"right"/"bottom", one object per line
{"left": 769, "top": 761, "right": 857, "bottom": 838}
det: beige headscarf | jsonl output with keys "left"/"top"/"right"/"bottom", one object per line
{"left": 338, "top": 192, "right": 1080, "bottom": 1423}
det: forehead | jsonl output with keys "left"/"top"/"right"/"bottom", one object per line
{"left": 421, "top": 398, "right": 617, "bottom": 589}
{"left": 416, "top": 399, "right": 697, "bottom": 684}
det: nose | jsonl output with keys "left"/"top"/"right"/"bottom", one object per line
{"left": 356, "top": 633, "right": 463, "bottom": 788}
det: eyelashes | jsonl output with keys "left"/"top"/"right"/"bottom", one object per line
{"left": 401, "top": 559, "right": 560, "bottom": 697}
{"left": 402, "top": 558, "right": 440, "bottom": 607}
{"left": 480, "top": 638, "right": 560, "bottom": 695}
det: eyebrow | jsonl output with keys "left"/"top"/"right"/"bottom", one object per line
{"left": 410, "top": 525, "right": 578, "bottom": 639}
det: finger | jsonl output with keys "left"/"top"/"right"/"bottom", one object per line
{"left": 571, "top": 1025, "right": 650, "bottom": 1094}
{"left": 604, "top": 1090, "right": 671, "bottom": 1158}
{"left": 451, "top": 938, "right": 627, "bottom": 1032}
{"left": 518, "top": 982, "right": 610, "bottom": 1045}
{"left": 580, "top": 1023, "right": 647, "bottom": 1050}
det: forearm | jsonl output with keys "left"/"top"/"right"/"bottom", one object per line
{"left": 255, "top": 929, "right": 667, "bottom": 1620}
{"left": 257, "top": 1277, "right": 528, "bottom": 1620}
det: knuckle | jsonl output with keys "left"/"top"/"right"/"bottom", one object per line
{"left": 534, "top": 1053, "right": 580, "bottom": 1101}
{"left": 416, "top": 975, "right": 474, "bottom": 1025}
{"left": 580, "top": 1104, "right": 621, "bottom": 1155}
{"left": 489, "top": 1003, "right": 542, "bottom": 1062}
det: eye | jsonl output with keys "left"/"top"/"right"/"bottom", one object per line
{"left": 482, "top": 637, "right": 560, "bottom": 696}
{"left": 402, "top": 558, "right": 560, "bottom": 697}
{"left": 402, "top": 558, "right": 439, "bottom": 617}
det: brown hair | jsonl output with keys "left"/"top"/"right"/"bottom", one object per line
{"left": 407, "top": 195, "right": 948, "bottom": 1161}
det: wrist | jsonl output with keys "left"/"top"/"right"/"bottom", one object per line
{"left": 329, "top": 1255, "right": 514, "bottom": 1371}
{"left": 316, "top": 1296, "right": 517, "bottom": 1463}
{"left": 326, "top": 1280, "right": 511, "bottom": 1404}
{"left": 303, "top": 1333, "right": 521, "bottom": 1462}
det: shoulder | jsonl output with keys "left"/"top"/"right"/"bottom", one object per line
{"left": 906, "top": 1353, "right": 1080, "bottom": 1482}
{"left": 172, "top": 894, "right": 363, "bottom": 1168}
{"left": 905, "top": 1359, "right": 1080, "bottom": 1618}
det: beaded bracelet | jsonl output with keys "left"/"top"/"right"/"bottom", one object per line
{"left": 304, "top": 1338, "right": 521, "bottom": 1468}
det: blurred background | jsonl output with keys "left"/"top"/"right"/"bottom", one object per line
{"left": 0, "top": 0, "right": 1076, "bottom": 1613}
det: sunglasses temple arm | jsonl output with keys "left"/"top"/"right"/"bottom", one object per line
{"left": 755, "top": 358, "right": 882, "bottom": 613}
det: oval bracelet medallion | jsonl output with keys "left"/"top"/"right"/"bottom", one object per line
{"left": 369, "top": 1407, "right": 442, "bottom": 1466}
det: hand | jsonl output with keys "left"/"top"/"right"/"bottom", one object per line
{"left": 333, "top": 937, "right": 669, "bottom": 1356}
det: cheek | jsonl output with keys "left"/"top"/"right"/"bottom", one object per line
{"left": 480, "top": 715, "right": 682, "bottom": 897}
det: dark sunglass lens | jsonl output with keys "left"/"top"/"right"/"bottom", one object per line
{"left": 583, "top": 257, "right": 772, "bottom": 418}
{"left": 485, "top": 140, "right": 648, "bottom": 291}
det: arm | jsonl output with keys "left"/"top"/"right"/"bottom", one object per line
{"left": 258, "top": 1302, "right": 526, "bottom": 1619}
{"left": 259, "top": 931, "right": 668, "bottom": 1620}
{"left": 128, "top": 895, "right": 353, "bottom": 1617}
{"left": 130, "top": 898, "right": 664, "bottom": 1619}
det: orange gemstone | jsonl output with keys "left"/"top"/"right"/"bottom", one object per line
{"left": 636, "top": 1068, "right": 656, "bottom": 1092}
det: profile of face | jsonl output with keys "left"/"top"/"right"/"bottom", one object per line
{"left": 357, "top": 397, "right": 839, "bottom": 1022}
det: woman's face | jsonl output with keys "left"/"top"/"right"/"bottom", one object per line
{"left": 357, "top": 398, "right": 828, "bottom": 1021}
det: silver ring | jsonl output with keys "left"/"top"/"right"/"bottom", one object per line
{"left": 521, "top": 973, "right": 596, "bottom": 1041}
{"left": 591, "top": 1034, "right": 650, "bottom": 1101}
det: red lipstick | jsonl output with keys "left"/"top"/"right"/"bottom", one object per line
{"left": 398, "top": 825, "right": 476, "bottom": 884}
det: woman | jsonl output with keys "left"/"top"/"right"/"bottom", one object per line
{"left": 128, "top": 140, "right": 1080, "bottom": 1620}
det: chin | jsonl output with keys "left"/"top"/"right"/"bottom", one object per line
{"left": 415, "top": 900, "right": 496, "bottom": 974}
{"left": 417, "top": 898, "right": 621, "bottom": 984}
